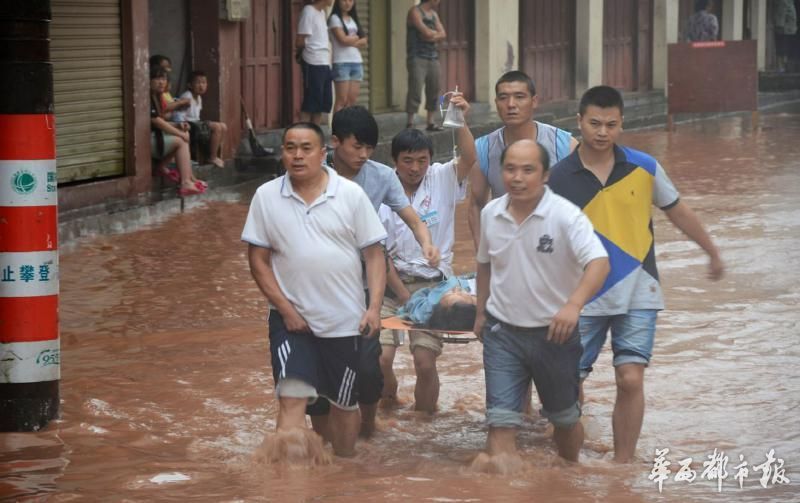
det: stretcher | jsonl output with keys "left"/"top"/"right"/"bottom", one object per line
{"left": 380, "top": 316, "right": 477, "bottom": 344}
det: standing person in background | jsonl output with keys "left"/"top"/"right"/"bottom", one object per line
{"left": 405, "top": 0, "right": 446, "bottom": 131}
{"left": 686, "top": 0, "right": 719, "bottom": 42}
{"left": 329, "top": 0, "right": 367, "bottom": 112}
{"left": 297, "top": 0, "right": 335, "bottom": 125}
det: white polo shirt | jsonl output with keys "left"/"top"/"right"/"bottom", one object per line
{"left": 378, "top": 160, "right": 467, "bottom": 279}
{"left": 298, "top": 4, "right": 330, "bottom": 66}
{"left": 241, "top": 166, "right": 387, "bottom": 337}
{"left": 477, "top": 186, "right": 608, "bottom": 328}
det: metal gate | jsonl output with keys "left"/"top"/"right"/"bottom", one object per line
{"left": 51, "top": 0, "right": 125, "bottom": 183}
{"left": 519, "top": 0, "right": 576, "bottom": 103}
{"left": 603, "top": 0, "right": 652, "bottom": 91}
{"left": 438, "top": 0, "right": 474, "bottom": 100}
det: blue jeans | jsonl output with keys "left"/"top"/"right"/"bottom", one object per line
{"left": 482, "top": 315, "right": 582, "bottom": 429}
{"left": 579, "top": 310, "right": 658, "bottom": 379}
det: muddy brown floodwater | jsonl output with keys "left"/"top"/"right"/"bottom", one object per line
{"left": 2, "top": 112, "right": 800, "bottom": 502}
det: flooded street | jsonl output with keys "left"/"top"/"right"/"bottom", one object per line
{"left": 2, "top": 112, "right": 800, "bottom": 501}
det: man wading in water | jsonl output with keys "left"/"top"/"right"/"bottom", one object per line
{"left": 242, "top": 122, "right": 387, "bottom": 460}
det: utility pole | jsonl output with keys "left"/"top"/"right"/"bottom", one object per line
{"left": 0, "top": 0, "right": 60, "bottom": 431}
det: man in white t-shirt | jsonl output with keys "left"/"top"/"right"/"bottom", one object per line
{"left": 473, "top": 139, "right": 609, "bottom": 466}
{"left": 296, "top": 0, "right": 334, "bottom": 125}
{"left": 378, "top": 92, "right": 477, "bottom": 414}
{"left": 241, "top": 122, "right": 387, "bottom": 458}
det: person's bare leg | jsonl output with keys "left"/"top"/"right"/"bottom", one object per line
{"left": 208, "top": 122, "right": 225, "bottom": 167}
{"left": 406, "top": 112, "right": 415, "bottom": 127}
{"left": 328, "top": 405, "right": 360, "bottom": 457}
{"left": 613, "top": 363, "right": 645, "bottom": 463}
{"left": 358, "top": 402, "right": 377, "bottom": 438}
{"left": 379, "top": 343, "right": 398, "bottom": 402}
{"left": 310, "top": 414, "right": 330, "bottom": 443}
{"left": 347, "top": 81, "right": 361, "bottom": 108}
{"left": 276, "top": 397, "right": 308, "bottom": 431}
{"left": 299, "top": 111, "right": 310, "bottom": 122}
{"left": 487, "top": 427, "right": 518, "bottom": 456}
{"left": 175, "top": 140, "right": 201, "bottom": 191}
{"left": 310, "top": 113, "right": 322, "bottom": 125}
{"left": 412, "top": 347, "right": 439, "bottom": 413}
{"left": 553, "top": 422, "right": 584, "bottom": 462}
{"left": 333, "top": 81, "right": 350, "bottom": 113}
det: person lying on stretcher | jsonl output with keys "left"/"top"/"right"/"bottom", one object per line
{"left": 395, "top": 273, "right": 477, "bottom": 331}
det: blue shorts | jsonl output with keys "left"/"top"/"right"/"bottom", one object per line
{"left": 332, "top": 62, "right": 364, "bottom": 82}
{"left": 579, "top": 310, "right": 658, "bottom": 379}
{"left": 300, "top": 61, "right": 333, "bottom": 114}
{"left": 268, "top": 310, "right": 360, "bottom": 411}
{"left": 482, "top": 314, "right": 582, "bottom": 429}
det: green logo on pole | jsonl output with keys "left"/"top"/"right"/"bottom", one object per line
{"left": 12, "top": 170, "right": 37, "bottom": 195}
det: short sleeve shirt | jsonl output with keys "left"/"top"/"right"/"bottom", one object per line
{"left": 379, "top": 160, "right": 467, "bottom": 279}
{"left": 298, "top": 4, "right": 330, "bottom": 66}
{"left": 548, "top": 145, "right": 680, "bottom": 315}
{"left": 241, "top": 166, "right": 387, "bottom": 337}
{"left": 350, "top": 160, "right": 409, "bottom": 213}
{"left": 474, "top": 121, "right": 573, "bottom": 199}
{"left": 172, "top": 90, "right": 201, "bottom": 122}
{"left": 686, "top": 11, "right": 719, "bottom": 41}
{"left": 328, "top": 14, "right": 363, "bottom": 64}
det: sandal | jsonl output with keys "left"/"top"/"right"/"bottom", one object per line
{"left": 425, "top": 123, "right": 444, "bottom": 132}
{"left": 194, "top": 179, "right": 208, "bottom": 189}
{"left": 159, "top": 166, "right": 181, "bottom": 183}
{"left": 210, "top": 158, "right": 225, "bottom": 169}
{"left": 178, "top": 185, "right": 204, "bottom": 197}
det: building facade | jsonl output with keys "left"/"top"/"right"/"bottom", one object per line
{"left": 53, "top": 0, "right": 784, "bottom": 212}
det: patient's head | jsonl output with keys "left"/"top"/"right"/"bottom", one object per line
{"left": 427, "top": 290, "right": 477, "bottom": 331}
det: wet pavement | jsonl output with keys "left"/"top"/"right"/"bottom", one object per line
{"left": 2, "top": 112, "right": 800, "bottom": 501}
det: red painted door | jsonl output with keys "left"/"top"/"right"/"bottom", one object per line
{"left": 288, "top": 0, "right": 305, "bottom": 123}
{"left": 519, "top": 0, "right": 576, "bottom": 103}
{"left": 241, "top": 0, "right": 284, "bottom": 130}
{"left": 437, "top": 0, "right": 474, "bottom": 100}
{"left": 603, "top": 0, "right": 652, "bottom": 91}
{"left": 603, "top": 0, "right": 636, "bottom": 91}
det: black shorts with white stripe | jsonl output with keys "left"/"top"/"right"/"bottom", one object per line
{"left": 268, "top": 310, "right": 360, "bottom": 412}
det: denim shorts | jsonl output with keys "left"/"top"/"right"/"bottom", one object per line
{"left": 482, "top": 314, "right": 582, "bottom": 429}
{"left": 578, "top": 309, "right": 658, "bottom": 379}
{"left": 332, "top": 62, "right": 364, "bottom": 82}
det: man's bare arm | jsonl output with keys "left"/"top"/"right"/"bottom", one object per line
{"left": 361, "top": 243, "right": 387, "bottom": 337}
{"left": 468, "top": 168, "right": 490, "bottom": 250}
{"left": 664, "top": 201, "right": 724, "bottom": 280}
{"left": 397, "top": 205, "right": 440, "bottom": 267}
{"left": 247, "top": 245, "right": 309, "bottom": 332}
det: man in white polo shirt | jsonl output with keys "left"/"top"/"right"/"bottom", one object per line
{"left": 378, "top": 92, "right": 477, "bottom": 413}
{"left": 473, "top": 139, "right": 609, "bottom": 464}
{"left": 242, "top": 122, "right": 387, "bottom": 458}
